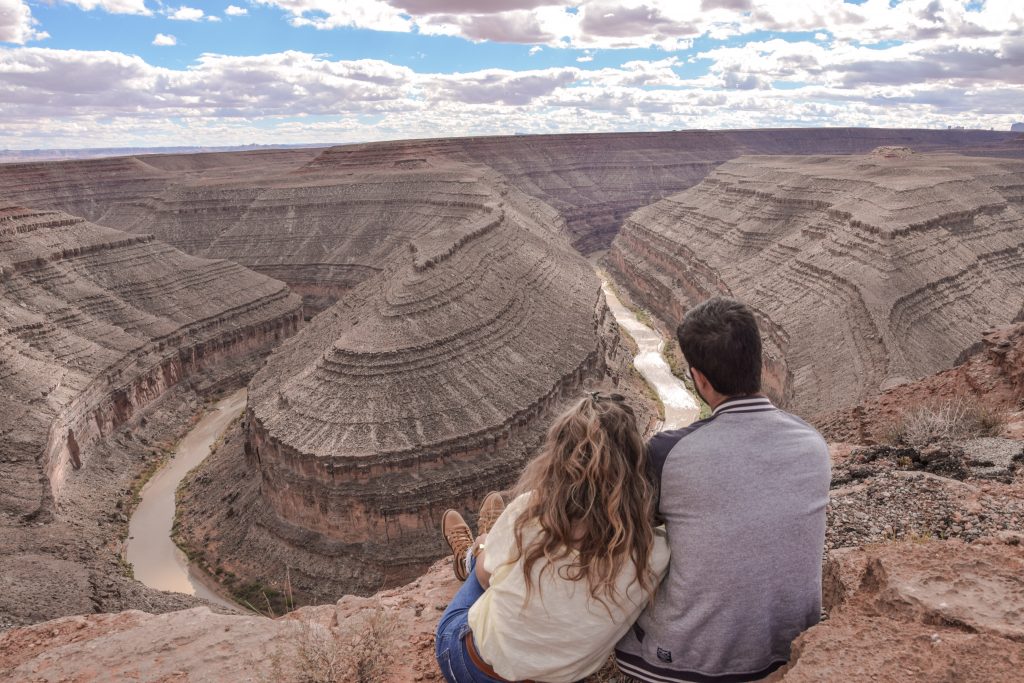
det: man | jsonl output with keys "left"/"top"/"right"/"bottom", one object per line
{"left": 615, "top": 297, "right": 831, "bottom": 682}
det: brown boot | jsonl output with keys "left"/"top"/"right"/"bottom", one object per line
{"left": 442, "top": 509, "right": 474, "bottom": 582}
{"left": 477, "top": 492, "right": 506, "bottom": 536}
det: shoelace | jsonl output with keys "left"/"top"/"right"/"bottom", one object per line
{"left": 447, "top": 526, "right": 474, "bottom": 552}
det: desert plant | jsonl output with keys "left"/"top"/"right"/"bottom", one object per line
{"left": 307, "top": 605, "right": 395, "bottom": 683}
{"left": 888, "top": 397, "right": 1006, "bottom": 446}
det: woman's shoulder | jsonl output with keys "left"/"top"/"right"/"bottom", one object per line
{"left": 506, "top": 492, "right": 532, "bottom": 512}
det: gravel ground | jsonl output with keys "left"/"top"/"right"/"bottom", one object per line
{"left": 827, "top": 440, "right": 1024, "bottom": 551}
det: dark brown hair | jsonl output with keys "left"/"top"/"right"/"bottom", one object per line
{"left": 677, "top": 297, "right": 762, "bottom": 396}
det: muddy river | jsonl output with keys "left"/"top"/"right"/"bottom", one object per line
{"left": 601, "top": 282, "right": 700, "bottom": 430}
{"left": 125, "top": 389, "right": 246, "bottom": 611}
{"left": 125, "top": 284, "right": 693, "bottom": 607}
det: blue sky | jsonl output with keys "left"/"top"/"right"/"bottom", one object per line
{"left": 0, "top": 1, "right": 1022, "bottom": 148}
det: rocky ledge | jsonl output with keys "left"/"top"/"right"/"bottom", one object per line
{"left": 4, "top": 531, "right": 1023, "bottom": 682}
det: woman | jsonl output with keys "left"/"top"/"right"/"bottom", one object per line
{"left": 434, "top": 392, "right": 670, "bottom": 683}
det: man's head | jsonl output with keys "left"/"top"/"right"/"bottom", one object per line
{"left": 677, "top": 297, "right": 762, "bottom": 404}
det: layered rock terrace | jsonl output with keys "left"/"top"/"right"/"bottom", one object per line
{"left": 0, "top": 205, "right": 301, "bottom": 509}
{"left": 0, "top": 129, "right": 1020, "bottom": 289}
{"left": 0, "top": 203, "right": 301, "bottom": 625}
{"left": 609, "top": 152, "right": 1024, "bottom": 416}
{"left": 3, "top": 128, "right": 1024, "bottom": 626}
{"left": 221, "top": 153, "right": 613, "bottom": 594}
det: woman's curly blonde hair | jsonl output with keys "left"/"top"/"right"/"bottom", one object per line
{"left": 510, "top": 393, "right": 658, "bottom": 607}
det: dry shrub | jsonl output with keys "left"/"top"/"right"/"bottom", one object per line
{"left": 888, "top": 397, "right": 1006, "bottom": 446}
{"left": 266, "top": 604, "right": 396, "bottom": 683}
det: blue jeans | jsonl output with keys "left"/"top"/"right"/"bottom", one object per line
{"left": 435, "top": 556, "right": 505, "bottom": 683}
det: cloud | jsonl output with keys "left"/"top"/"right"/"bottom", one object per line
{"left": 528, "top": 45, "right": 542, "bottom": 55}
{"left": 0, "top": 38, "right": 1021, "bottom": 150}
{"left": 576, "top": 2, "right": 702, "bottom": 48}
{"left": 168, "top": 6, "right": 205, "bottom": 21}
{"left": 0, "top": 0, "right": 47, "bottom": 44}
{"left": 225, "top": 4, "right": 248, "bottom": 16}
{"left": 255, "top": 0, "right": 413, "bottom": 32}
{"left": 248, "top": 0, "right": 1024, "bottom": 52}
{"left": 420, "top": 10, "right": 556, "bottom": 43}
{"left": 390, "top": 0, "right": 558, "bottom": 12}
{"left": 61, "top": 0, "right": 151, "bottom": 14}
{"left": 426, "top": 67, "right": 577, "bottom": 105}
{"left": 152, "top": 33, "right": 176, "bottom": 46}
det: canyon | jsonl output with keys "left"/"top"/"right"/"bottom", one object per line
{"left": 0, "top": 129, "right": 1019, "bottom": 303}
{"left": 608, "top": 150, "right": 1024, "bottom": 416}
{"left": 5, "top": 319, "right": 1024, "bottom": 682}
{"left": 1, "top": 128, "right": 1023, "bottom": 681}
{"left": 0, "top": 203, "right": 301, "bottom": 627}
{"left": 182, "top": 155, "right": 619, "bottom": 599}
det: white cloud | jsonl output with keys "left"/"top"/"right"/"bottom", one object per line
{"left": 528, "top": 45, "right": 542, "bottom": 55}
{"left": 207, "top": 15, "right": 222, "bottom": 22}
{"left": 61, "top": 0, "right": 151, "bottom": 14}
{"left": 246, "top": 0, "right": 1024, "bottom": 52}
{"left": 0, "top": 42, "right": 1020, "bottom": 152}
{"left": 0, "top": 0, "right": 48, "bottom": 44}
{"left": 225, "top": 4, "right": 248, "bottom": 16}
{"left": 168, "top": 6, "right": 205, "bottom": 21}
{"left": 256, "top": 0, "right": 413, "bottom": 32}
{"left": 152, "top": 33, "right": 176, "bottom": 46}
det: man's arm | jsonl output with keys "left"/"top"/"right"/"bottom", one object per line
{"left": 645, "top": 419, "right": 714, "bottom": 516}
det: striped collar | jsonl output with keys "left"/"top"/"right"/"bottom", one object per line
{"left": 711, "top": 395, "right": 776, "bottom": 416}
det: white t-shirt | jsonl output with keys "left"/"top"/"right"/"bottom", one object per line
{"left": 467, "top": 493, "right": 671, "bottom": 682}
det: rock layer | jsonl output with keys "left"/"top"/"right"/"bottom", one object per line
{"left": 205, "top": 154, "right": 613, "bottom": 595}
{"left": 0, "top": 204, "right": 302, "bottom": 626}
{"left": 779, "top": 539, "right": 1024, "bottom": 682}
{"left": 0, "top": 204, "right": 301, "bottom": 509}
{"left": 0, "top": 559, "right": 459, "bottom": 683}
{"left": 0, "top": 130, "right": 1020, "bottom": 294}
{"left": 609, "top": 153, "right": 1024, "bottom": 416}
{"left": 820, "top": 322, "right": 1024, "bottom": 444}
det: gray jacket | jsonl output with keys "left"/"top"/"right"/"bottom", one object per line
{"left": 616, "top": 395, "right": 831, "bottom": 682}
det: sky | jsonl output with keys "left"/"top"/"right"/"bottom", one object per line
{"left": 0, "top": 0, "right": 1022, "bottom": 149}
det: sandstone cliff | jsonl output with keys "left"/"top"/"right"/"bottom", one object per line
{"left": 5, "top": 528, "right": 1024, "bottom": 682}
{"left": 609, "top": 152, "right": 1024, "bottom": 416}
{"left": 820, "top": 322, "right": 1024, "bottom": 444}
{"left": 0, "top": 204, "right": 302, "bottom": 627}
{"left": 172, "top": 152, "right": 623, "bottom": 601}
{"left": 0, "top": 129, "right": 1020, "bottom": 300}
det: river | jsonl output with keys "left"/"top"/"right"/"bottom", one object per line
{"left": 601, "top": 281, "right": 700, "bottom": 430}
{"left": 125, "top": 286, "right": 693, "bottom": 606}
{"left": 125, "top": 388, "right": 246, "bottom": 611}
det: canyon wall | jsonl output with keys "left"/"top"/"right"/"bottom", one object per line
{"left": 608, "top": 152, "right": 1024, "bottom": 417}
{"left": 3, "top": 129, "right": 1023, "bottom": 620}
{"left": 0, "top": 130, "right": 1019, "bottom": 296}
{"left": 818, "top": 322, "right": 1024, "bottom": 444}
{"left": 175, "top": 155, "right": 617, "bottom": 599}
{"left": 0, "top": 203, "right": 302, "bottom": 626}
